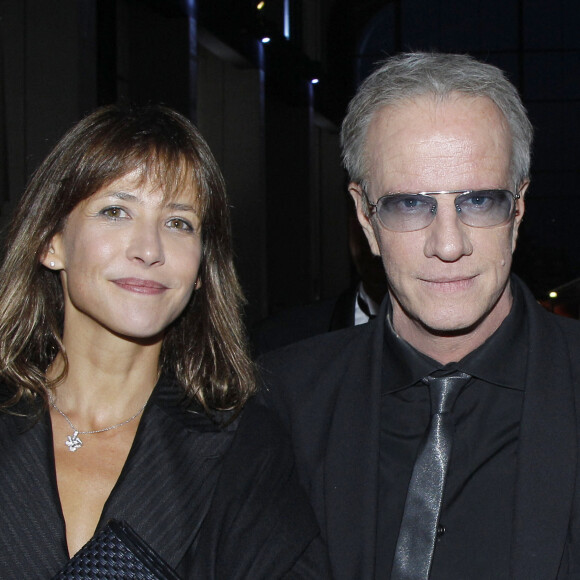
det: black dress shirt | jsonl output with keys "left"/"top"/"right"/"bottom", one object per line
{"left": 377, "top": 281, "right": 528, "bottom": 579}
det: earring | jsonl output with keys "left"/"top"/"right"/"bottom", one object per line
{"left": 49, "top": 261, "right": 55, "bottom": 268}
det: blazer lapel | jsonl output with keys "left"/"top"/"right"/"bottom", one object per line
{"left": 100, "top": 378, "right": 234, "bottom": 570}
{"left": 0, "top": 409, "right": 68, "bottom": 578}
{"left": 511, "top": 288, "right": 577, "bottom": 579}
{"left": 324, "top": 305, "right": 386, "bottom": 579}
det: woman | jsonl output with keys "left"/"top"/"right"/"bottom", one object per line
{"left": 0, "top": 105, "right": 328, "bottom": 578}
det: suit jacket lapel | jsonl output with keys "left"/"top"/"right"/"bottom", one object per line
{"left": 511, "top": 285, "right": 577, "bottom": 579}
{"left": 100, "top": 377, "right": 235, "bottom": 570}
{"left": 325, "top": 304, "right": 386, "bottom": 579}
{"left": 0, "top": 409, "right": 68, "bottom": 578}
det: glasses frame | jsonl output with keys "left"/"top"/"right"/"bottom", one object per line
{"left": 363, "top": 188, "right": 521, "bottom": 232}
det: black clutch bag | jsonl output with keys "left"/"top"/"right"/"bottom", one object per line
{"left": 51, "top": 519, "right": 181, "bottom": 579}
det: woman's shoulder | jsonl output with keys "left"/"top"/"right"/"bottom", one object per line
{"left": 151, "top": 375, "right": 285, "bottom": 438}
{"left": 0, "top": 384, "right": 44, "bottom": 430}
{"left": 149, "top": 374, "right": 236, "bottom": 433}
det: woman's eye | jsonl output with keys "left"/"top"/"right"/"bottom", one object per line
{"left": 100, "top": 206, "right": 127, "bottom": 219}
{"left": 167, "top": 218, "right": 193, "bottom": 232}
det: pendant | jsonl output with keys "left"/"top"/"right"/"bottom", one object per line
{"left": 66, "top": 430, "right": 83, "bottom": 452}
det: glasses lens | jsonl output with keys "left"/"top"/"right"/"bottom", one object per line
{"left": 376, "top": 194, "right": 436, "bottom": 232}
{"left": 456, "top": 190, "right": 514, "bottom": 227}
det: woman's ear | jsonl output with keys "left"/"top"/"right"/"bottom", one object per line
{"left": 40, "top": 234, "right": 64, "bottom": 270}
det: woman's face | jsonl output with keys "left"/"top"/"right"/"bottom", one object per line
{"left": 43, "top": 170, "right": 202, "bottom": 343}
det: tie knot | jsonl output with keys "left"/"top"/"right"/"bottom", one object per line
{"left": 422, "top": 371, "right": 471, "bottom": 415}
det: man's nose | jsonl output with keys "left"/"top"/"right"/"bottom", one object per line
{"left": 423, "top": 201, "right": 473, "bottom": 261}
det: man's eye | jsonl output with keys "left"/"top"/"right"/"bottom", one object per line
{"left": 462, "top": 194, "right": 494, "bottom": 210}
{"left": 389, "top": 196, "right": 431, "bottom": 213}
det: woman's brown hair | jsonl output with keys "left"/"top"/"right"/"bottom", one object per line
{"left": 0, "top": 104, "right": 255, "bottom": 413}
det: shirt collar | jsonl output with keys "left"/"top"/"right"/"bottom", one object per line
{"left": 382, "top": 275, "right": 528, "bottom": 394}
{"left": 355, "top": 282, "right": 381, "bottom": 325}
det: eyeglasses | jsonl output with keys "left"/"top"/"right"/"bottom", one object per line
{"left": 364, "top": 189, "right": 520, "bottom": 232}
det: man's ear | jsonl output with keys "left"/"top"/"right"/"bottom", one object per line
{"left": 40, "top": 233, "right": 64, "bottom": 270}
{"left": 348, "top": 183, "right": 381, "bottom": 256}
{"left": 511, "top": 180, "right": 529, "bottom": 252}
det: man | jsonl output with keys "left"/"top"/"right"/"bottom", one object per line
{"left": 259, "top": 52, "right": 580, "bottom": 579}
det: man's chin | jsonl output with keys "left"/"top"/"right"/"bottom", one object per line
{"left": 395, "top": 296, "right": 488, "bottom": 334}
{"left": 412, "top": 303, "right": 504, "bottom": 339}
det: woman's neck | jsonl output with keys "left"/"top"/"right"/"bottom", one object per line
{"left": 47, "top": 333, "right": 162, "bottom": 430}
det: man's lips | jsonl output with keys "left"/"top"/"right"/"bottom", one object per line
{"left": 112, "top": 278, "right": 169, "bottom": 294}
{"left": 419, "top": 276, "right": 477, "bottom": 292}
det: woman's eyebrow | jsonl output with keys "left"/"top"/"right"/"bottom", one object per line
{"left": 102, "top": 192, "right": 196, "bottom": 213}
{"left": 106, "top": 191, "right": 138, "bottom": 202}
{"left": 166, "top": 202, "right": 197, "bottom": 213}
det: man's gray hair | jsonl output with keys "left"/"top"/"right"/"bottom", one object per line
{"left": 340, "top": 52, "right": 533, "bottom": 190}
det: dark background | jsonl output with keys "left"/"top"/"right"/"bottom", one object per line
{"left": 1, "top": 0, "right": 579, "bottom": 321}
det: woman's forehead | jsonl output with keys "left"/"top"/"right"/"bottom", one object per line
{"left": 92, "top": 165, "right": 201, "bottom": 207}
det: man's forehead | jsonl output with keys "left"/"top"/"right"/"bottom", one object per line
{"left": 370, "top": 92, "right": 507, "bottom": 130}
{"left": 364, "top": 93, "right": 512, "bottom": 191}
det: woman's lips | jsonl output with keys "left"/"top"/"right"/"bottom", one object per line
{"left": 112, "top": 278, "right": 169, "bottom": 295}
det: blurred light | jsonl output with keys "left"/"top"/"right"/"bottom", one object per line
{"left": 549, "top": 291, "right": 558, "bottom": 299}
{"left": 184, "top": 0, "right": 195, "bottom": 16}
{"left": 283, "top": 0, "right": 290, "bottom": 39}
{"left": 261, "top": 36, "right": 271, "bottom": 44}
{"left": 257, "top": 1, "right": 265, "bottom": 9}
{"left": 311, "top": 78, "right": 320, "bottom": 85}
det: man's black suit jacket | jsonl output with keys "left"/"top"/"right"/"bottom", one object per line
{"left": 260, "top": 276, "right": 580, "bottom": 579}
{"left": 0, "top": 376, "right": 329, "bottom": 578}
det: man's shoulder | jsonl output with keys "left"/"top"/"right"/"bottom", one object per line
{"left": 551, "top": 313, "right": 580, "bottom": 357}
{"left": 257, "top": 321, "right": 378, "bottom": 417}
{"left": 517, "top": 275, "right": 580, "bottom": 350}
{"left": 527, "top": 293, "right": 580, "bottom": 346}
{"left": 551, "top": 312, "right": 580, "bottom": 336}
{"left": 259, "top": 320, "right": 375, "bottom": 375}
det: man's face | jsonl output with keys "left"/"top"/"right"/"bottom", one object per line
{"left": 351, "top": 94, "right": 527, "bottom": 354}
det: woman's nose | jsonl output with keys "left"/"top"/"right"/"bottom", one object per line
{"left": 126, "top": 222, "right": 165, "bottom": 266}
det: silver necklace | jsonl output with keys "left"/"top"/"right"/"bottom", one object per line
{"left": 50, "top": 398, "right": 148, "bottom": 452}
